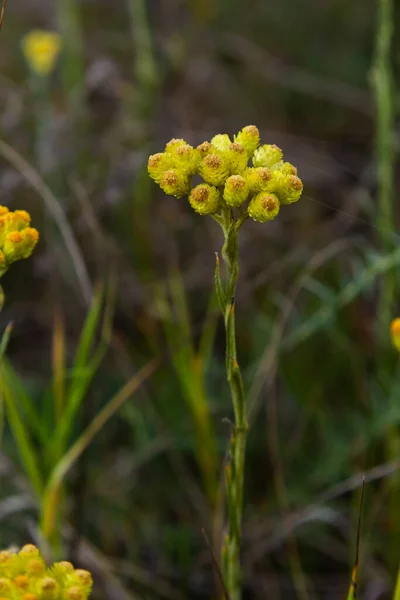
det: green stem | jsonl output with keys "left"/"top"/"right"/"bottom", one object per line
{"left": 373, "top": 0, "right": 395, "bottom": 329}
{"left": 372, "top": 0, "right": 397, "bottom": 571}
{"left": 218, "top": 207, "right": 248, "bottom": 600}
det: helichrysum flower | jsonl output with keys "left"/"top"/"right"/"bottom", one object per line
{"left": 0, "top": 207, "right": 39, "bottom": 276}
{"left": 226, "top": 143, "right": 248, "bottom": 174}
{"left": 171, "top": 144, "right": 201, "bottom": 176}
{"left": 252, "top": 144, "right": 283, "bottom": 168}
{"left": 246, "top": 167, "right": 273, "bottom": 194}
{"left": 0, "top": 544, "right": 92, "bottom": 599}
{"left": 274, "top": 174, "right": 303, "bottom": 205}
{"left": 21, "top": 31, "right": 62, "bottom": 77}
{"left": 211, "top": 134, "right": 232, "bottom": 153}
{"left": 223, "top": 175, "right": 249, "bottom": 208}
{"left": 248, "top": 192, "right": 280, "bottom": 222}
{"left": 147, "top": 153, "right": 173, "bottom": 183}
{"left": 189, "top": 184, "right": 220, "bottom": 215}
{"left": 147, "top": 124, "right": 302, "bottom": 221}
{"left": 160, "top": 169, "right": 189, "bottom": 198}
{"left": 234, "top": 125, "right": 260, "bottom": 156}
{"left": 199, "top": 152, "right": 230, "bottom": 186}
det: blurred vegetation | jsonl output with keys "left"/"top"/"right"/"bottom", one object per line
{"left": 0, "top": 0, "right": 399, "bottom": 598}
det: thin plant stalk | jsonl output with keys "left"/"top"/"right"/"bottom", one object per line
{"left": 215, "top": 207, "right": 248, "bottom": 599}
{"left": 56, "top": 0, "right": 85, "bottom": 113}
{"left": 372, "top": 0, "right": 397, "bottom": 567}
{"left": 373, "top": 0, "right": 395, "bottom": 339}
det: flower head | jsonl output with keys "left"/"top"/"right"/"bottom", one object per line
{"left": 223, "top": 175, "right": 249, "bottom": 208}
{"left": 0, "top": 207, "right": 39, "bottom": 276}
{"left": 234, "top": 125, "right": 260, "bottom": 156}
{"left": 159, "top": 170, "right": 189, "bottom": 198}
{"left": 189, "top": 184, "right": 220, "bottom": 215}
{"left": 248, "top": 192, "right": 280, "bottom": 223}
{"left": 199, "top": 152, "right": 230, "bottom": 186}
{"left": 21, "top": 31, "right": 62, "bottom": 77}
{"left": 252, "top": 144, "right": 283, "bottom": 168}
{"left": 147, "top": 125, "right": 302, "bottom": 221}
{"left": 0, "top": 545, "right": 92, "bottom": 599}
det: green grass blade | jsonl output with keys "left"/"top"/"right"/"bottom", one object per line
{"left": 0, "top": 323, "right": 12, "bottom": 447}
{"left": 49, "top": 283, "right": 113, "bottom": 461}
{"left": 0, "top": 322, "right": 13, "bottom": 363}
{"left": 70, "top": 285, "right": 104, "bottom": 384}
{"left": 1, "top": 361, "right": 47, "bottom": 444}
{"left": 41, "top": 359, "right": 157, "bottom": 541}
{"left": 1, "top": 369, "right": 44, "bottom": 498}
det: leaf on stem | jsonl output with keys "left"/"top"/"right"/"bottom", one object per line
{"left": 214, "top": 253, "right": 226, "bottom": 312}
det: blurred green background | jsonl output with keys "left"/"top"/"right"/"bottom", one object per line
{"left": 0, "top": 0, "right": 399, "bottom": 598}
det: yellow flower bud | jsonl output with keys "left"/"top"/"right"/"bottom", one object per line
{"left": 37, "top": 576, "right": 59, "bottom": 600}
{"left": 19, "top": 546, "right": 40, "bottom": 557}
{"left": 226, "top": 142, "right": 248, "bottom": 174}
{"left": 248, "top": 192, "right": 280, "bottom": 223}
{"left": 26, "top": 560, "right": 46, "bottom": 576}
{"left": 391, "top": 318, "right": 400, "bottom": 352}
{"left": 53, "top": 562, "right": 74, "bottom": 573}
{"left": 14, "top": 574, "right": 30, "bottom": 589}
{"left": 65, "top": 587, "right": 84, "bottom": 600}
{"left": 252, "top": 144, "right": 283, "bottom": 168}
{"left": 65, "top": 569, "right": 93, "bottom": 596}
{"left": 165, "top": 138, "right": 187, "bottom": 154}
{"left": 189, "top": 184, "right": 220, "bottom": 215}
{"left": 2, "top": 227, "right": 40, "bottom": 265}
{"left": 0, "top": 207, "right": 9, "bottom": 217}
{"left": 172, "top": 144, "right": 200, "bottom": 176}
{"left": 246, "top": 167, "right": 273, "bottom": 193}
{"left": 199, "top": 152, "right": 229, "bottom": 186}
{"left": 13, "top": 210, "right": 32, "bottom": 228}
{"left": 147, "top": 153, "right": 173, "bottom": 183}
{"left": 223, "top": 175, "right": 249, "bottom": 207}
{"left": 234, "top": 125, "right": 260, "bottom": 156}
{"left": 275, "top": 174, "right": 303, "bottom": 204}
{"left": 23, "top": 594, "right": 38, "bottom": 600}
{"left": 272, "top": 161, "right": 297, "bottom": 176}
{"left": 160, "top": 169, "right": 189, "bottom": 198}
{"left": 196, "top": 141, "right": 212, "bottom": 158}
{"left": 211, "top": 134, "right": 231, "bottom": 153}
{"left": 3, "top": 231, "right": 24, "bottom": 263}
{"left": 21, "top": 30, "right": 62, "bottom": 77}
{"left": 0, "top": 579, "right": 11, "bottom": 594}
{"left": 74, "top": 570, "right": 92, "bottom": 587}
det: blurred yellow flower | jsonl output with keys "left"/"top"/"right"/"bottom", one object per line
{"left": 390, "top": 318, "right": 400, "bottom": 352}
{"left": 21, "top": 30, "right": 62, "bottom": 77}
{"left": 0, "top": 544, "right": 92, "bottom": 599}
{"left": 0, "top": 206, "right": 39, "bottom": 276}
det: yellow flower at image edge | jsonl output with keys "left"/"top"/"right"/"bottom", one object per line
{"left": 21, "top": 30, "right": 62, "bottom": 76}
{"left": 0, "top": 544, "right": 92, "bottom": 599}
{"left": 390, "top": 318, "right": 400, "bottom": 352}
{"left": 0, "top": 206, "right": 39, "bottom": 276}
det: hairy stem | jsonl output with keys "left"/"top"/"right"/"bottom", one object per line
{"left": 217, "top": 208, "right": 248, "bottom": 599}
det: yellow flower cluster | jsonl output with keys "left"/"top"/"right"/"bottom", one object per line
{"left": 148, "top": 125, "right": 303, "bottom": 223}
{"left": 0, "top": 207, "right": 39, "bottom": 277}
{"left": 0, "top": 545, "right": 92, "bottom": 599}
{"left": 21, "top": 31, "right": 62, "bottom": 77}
